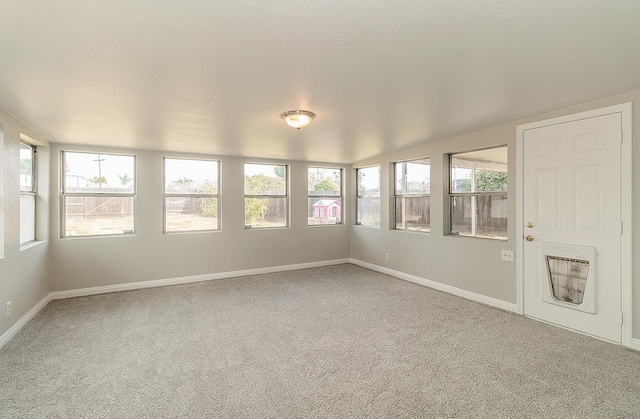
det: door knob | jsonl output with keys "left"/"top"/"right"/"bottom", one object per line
{"left": 525, "top": 235, "right": 534, "bottom": 242}
{"left": 526, "top": 222, "right": 534, "bottom": 228}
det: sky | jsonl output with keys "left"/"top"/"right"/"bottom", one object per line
{"left": 64, "top": 152, "right": 223, "bottom": 192}
{"left": 64, "top": 154, "right": 340, "bottom": 191}
{"left": 244, "top": 163, "right": 284, "bottom": 177}
{"left": 64, "top": 151, "right": 135, "bottom": 190}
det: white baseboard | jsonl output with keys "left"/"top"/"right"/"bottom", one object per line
{"left": 1, "top": 259, "right": 350, "bottom": 349}
{"left": 350, "top": 258, "right": 518, "bottom": 313}
{"left": 3, "top": 259, "right": 632, "bottom": 351}
{"left": 0, "top": 293, "right": 52, "bottom": 349}
{"left": 50, "top": 258, "right": 351, "bottom": 300}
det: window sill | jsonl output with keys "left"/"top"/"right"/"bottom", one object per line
{"left": 447, "top": 233, "right": 508, "bottom": 242}
{"left": 164, "top": 229, "right": 221, "bottom": 235}
{"left": 20, "top": 240, "right": 46, "bottom": 252}
{"left": 61, "top": 233, "right": 137, "bottom": 240}
{"left": 394, "top": 228, "right": 431, "bottom": 235}
{"left": 354, "top": 224, "right": 381, "bottom": 230}
{"left": 308, "top": 223, "right": 344, "bottom": 228}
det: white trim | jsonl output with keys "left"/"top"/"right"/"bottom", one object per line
{"left": 0, "top": 259, "right": 350, "bottom": 349}
{"left": 350, "top": 258, "right": 518, "bottom": 313}
{"left": 19, "top": 132, "right": 46, "bottom": 147}
{"left": 19, "top": 240, "right": 46, "bottom": 252}
{"left": 516, "top": 102, "right": 633, "bottom": 348}
{"left": 515, "top": 118, "right": 525, "bottom": 315}
{"left": 0, "top": 294, "right": 52, "bottom": 349}
{"left": 631, "top": 339, "right": 640, "bottom": 352}
{"left": 525, "top": 313, "right": 628, "bottom": 346}
{"left": 49, "top": 259, "right": 351, "bottom": 300}
{"left": 620, "top": 104, "right": 633, "bottom": 348}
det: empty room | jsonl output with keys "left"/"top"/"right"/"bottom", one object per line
{"left": 1, "top": 1, "right": 640, "bottom": 417}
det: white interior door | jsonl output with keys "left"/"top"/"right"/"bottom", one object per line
{"left": 523, "top": 113, "right": 622, "bottom": 343}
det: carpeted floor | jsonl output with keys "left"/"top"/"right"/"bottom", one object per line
{"left": 1, "top": 264, "right": 639, "bottom": 418}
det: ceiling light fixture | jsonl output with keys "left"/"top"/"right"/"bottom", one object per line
{"left": 281, "top": 110, "right": 315, "bottom": 131}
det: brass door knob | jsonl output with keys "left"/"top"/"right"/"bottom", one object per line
{"left": 526, "top": 222, "right": 534, "bottom": 228}
{"left": 525, "top": 235, "right": 534, "bottom": 242}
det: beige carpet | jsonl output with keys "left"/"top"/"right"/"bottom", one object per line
{"left": 1, "top": 264, "right": 639, "bottom": 418}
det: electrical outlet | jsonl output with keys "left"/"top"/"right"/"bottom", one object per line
{"left": 385, "top": 253, "right": 390, "bottom": 262}
{"left": 501, "top": 249, "right": 514, "bottom": 262}
{"left": 6, "top": 301, "right": 11, "bottom": 318}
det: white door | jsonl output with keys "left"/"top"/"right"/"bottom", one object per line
{"left": 523, "top": 113, "right": 622, "bottom": 343}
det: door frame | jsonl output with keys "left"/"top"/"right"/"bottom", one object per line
{"left": 515, "top": 103, "right": 633, "bottom": 347}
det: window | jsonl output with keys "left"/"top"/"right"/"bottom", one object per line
{"left": 449, "top": 146, "right": 507, "bottom": 240}
{"left": 395, "top": 158, "right": 430, "bottom": 232}
{"left": 308, "top": 167, "right": 342, "bottom": 226}
{"left": 62, "top": 151, "right": 135, "bottom": 237}
{"left": 356, "top": 166, "right": 380, "bottom": 228}
{"left": 20, "top": 142, "right": 36, "bottom": 244}
{"left": 164, "top": 158, "right": 220, "bottom": 233}
{"left": 244, "top": 163, "right": 288, "bottom": 229}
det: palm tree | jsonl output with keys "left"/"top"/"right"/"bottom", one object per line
{"left": 117, "top": 173, "right": 133, "bottom": 217}
{"left": 118, "top": 173, "right": 132, "bottom": 187}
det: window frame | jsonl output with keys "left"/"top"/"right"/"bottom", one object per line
{"left": 355, "top": 165, "right": 381, "bottom": 228}
{"left": 243, "top": 162, "right": 289, "bottom": 230}
{"left": 307, "top": 166, "right": 343, "bottom": 226}
{"left": 393, "top": 157, "right": 430, "bottom": 232}
{"left": 19, "top": 141, "right": 37, "bottom": 245}
{"left": 163, "top": 157, "right": 221, "bottom": 234}
{"left": 448, "top": 146, "right": 508, "bottom": 240}
{"left": 61, "top": 150, "right": 137, "bottom": 238}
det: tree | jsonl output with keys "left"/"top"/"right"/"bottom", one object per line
{"left": 198, "top": 180, "right": 218, "bottom": 218}
{"left": 116, "top": 173, "right": 132, "bottom": 217}
{"left": 169, "top": 177, "right": 195, "bottom": 193}
{"left": 313, "top": 178, "right": 338, "bottom": 192}
{"left": 244, "top": 174, "right": 285, "bottom": 195}
{"left": 454, "top": 179, "right": 471, "bottom": 192}
{"left": 245, "top": 198, "right": 268, "bottom": 225}
{"left": 476, "top": 170, "right": 507, "bottom": 191}
{"left": 20, "top": 158, "right": 32, "bottom": 174}
{"left": 89, "top": 176, "right": 107, "bottom": 186}
{"left": 243, "top": 174, "right": 285, "bottom": 225}
{"left": 273, "top": 166, "right": 285, "bottom": 179}
{"left": 118, "top": 173, "right": 132, "bottom": 187}
{"left": 357, "top": 170, "right": 365, "bottom": 194}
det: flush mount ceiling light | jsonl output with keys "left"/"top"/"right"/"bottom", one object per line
{"left": 281, "top": 110, "right": 315, "bottom": 131}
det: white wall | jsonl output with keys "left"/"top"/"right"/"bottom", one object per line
{"left": 350, "top": 127, "right": 516, "bottom": 301}
{"left": 349, "top": 88, "right": 640, "bottom": 339}
{"left": 49, "top": 146, "right": 351, "bottom": 291}
{"left": 0, "top": 108, "right": 50, "bottom": 338}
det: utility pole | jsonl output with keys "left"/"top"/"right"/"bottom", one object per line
{"left": 93, "top": 155, "right": 105, "bottom": 189}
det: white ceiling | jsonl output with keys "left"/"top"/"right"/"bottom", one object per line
{"left": 1, "top": 1, "right": 639, "bottom": 164}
